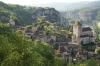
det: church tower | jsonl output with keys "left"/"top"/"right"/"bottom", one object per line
{"left": 72, "top": 21, "right": 82, "bottom": 45}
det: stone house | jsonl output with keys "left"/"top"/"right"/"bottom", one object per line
{"left": 72, "top": 21, "right": 95, "bottom": 45}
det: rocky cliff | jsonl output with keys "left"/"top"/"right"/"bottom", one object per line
{"left": 32, "top": 7, "right": 61, "bottom": 23}
{"left": 0, "top": 1, "right": 65, "bottom": 25}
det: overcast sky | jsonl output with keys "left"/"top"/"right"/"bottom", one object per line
{"left": 0, "top": 0, "right": 98, "bottom": 6}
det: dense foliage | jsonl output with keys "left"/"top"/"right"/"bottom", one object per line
{"left": 0, "top": 1, "right": 61, "bottom": 25}
{"left": 0, "top": 1, "right": 100, "bottom": 66}
{"left": 0, "top": 22, "right": 55, "bottom": 66}
{"left": 0, "top": 1, "right": 37, "bottom": 25}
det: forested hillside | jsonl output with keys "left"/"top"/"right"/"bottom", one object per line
{"left": 0, "top": 1, "right": 61, "bottom": 25}
{"left": 0, "top": 1, "right": 100, "bottom": 66}
{"left": 0, "top": 22, "right": 56, "bottom": 66}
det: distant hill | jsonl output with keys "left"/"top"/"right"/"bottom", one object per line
{"left": 0, "top": 1, "right": 62, "bottom": 25}
{"left": 40, "top": 1, "right": 100, "bottom": 11}
{"left": 1, "top": 1, "right": 100, "bottom": 26}
{"left": 59, "top": 1, "right": 100, "bottom": 25}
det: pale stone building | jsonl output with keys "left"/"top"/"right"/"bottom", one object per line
{"left": 72, "top": 21, "right": 95, "bottom": 45}
{"left": 9, "top": 19, "right": 15, "bottom": 26}
{"left": 72, "top": 21, "right": 82, "bottom": 45}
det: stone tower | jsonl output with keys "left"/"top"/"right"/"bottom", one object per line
{"left": 72, "top": 21, "right": 82, "bottom": 45}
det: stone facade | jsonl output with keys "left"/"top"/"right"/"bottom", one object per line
{"left": 72, "top": 21, "right": 95, "bottom": 45}
{"left": 32, "top": 7, "right": 60, "bottom": 23}
{"left": 72, "top": 21, "right": 82, "bottom": 45}
{"left": 9, "top": 19, "right": 15, "bottom": 26}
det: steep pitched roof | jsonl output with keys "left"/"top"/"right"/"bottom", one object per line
{"left": 82, "top": 27, "right": 92, "bottom": 32}
{"left": 80, "top": 35, "right": 93, "bottom": 37}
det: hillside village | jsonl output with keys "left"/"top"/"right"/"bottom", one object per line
{"left": 0, "top": 1, "right": 100, "bottom": 66}
{"left": 9, "top": 16, "right": 100, "bottom": 62}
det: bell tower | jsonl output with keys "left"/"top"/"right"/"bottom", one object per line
{"left": 72, "top": 21, "right": 82, "bottom": 45}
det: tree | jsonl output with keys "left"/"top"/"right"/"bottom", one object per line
{"left": 95, "top": 48, "right": 100, "bottom": 59}
{"left": 0, "top": 23, "right": 55, "bottom": 66}
{"left": 33, "top": 16, "right": 55, "bottom": 35}
{"left": 86, "top": 59, "right": 98, "bottom": 66}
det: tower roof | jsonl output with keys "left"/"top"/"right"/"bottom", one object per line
{"left": 74, "top": 21, "right": 81, "bottom": 26}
